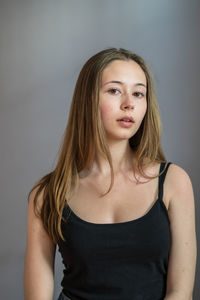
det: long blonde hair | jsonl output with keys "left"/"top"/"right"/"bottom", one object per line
{"left": 28, "top": 48, "right": 167, "bottom": 243}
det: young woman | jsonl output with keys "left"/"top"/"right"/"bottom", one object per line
{"left": 24, "top": 48, "right": 197, "bottom": 300}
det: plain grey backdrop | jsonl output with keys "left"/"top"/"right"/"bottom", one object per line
{"left": 0, "top": 0, "right": 199, "bottom": 299}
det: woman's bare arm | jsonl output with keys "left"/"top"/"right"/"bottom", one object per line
{"left": 164, "top": 164, "right": 197, "bottom": 300}
{"left": 24, "top": 187, "right": 57, "bottom": 300}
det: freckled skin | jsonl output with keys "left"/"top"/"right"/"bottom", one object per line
{"left": 100, "top": 60, "right": 147, "bottom": 142}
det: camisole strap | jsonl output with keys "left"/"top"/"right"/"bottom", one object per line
{"left": 158, "top": 162, "right": 172, "bottom": 201}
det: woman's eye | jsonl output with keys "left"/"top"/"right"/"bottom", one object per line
{"left": 134, "top": 92, "right": 144, "bottom": 98}
{"left": 108, "top": 88, "right": 120, "bottom": 95}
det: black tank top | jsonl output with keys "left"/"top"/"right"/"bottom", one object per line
{"left": 57, "top": 162, "right": 172, "bottom": 300}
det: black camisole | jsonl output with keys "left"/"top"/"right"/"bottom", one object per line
{"left": 57, "top": 162, "right": 172, "bottom": 300}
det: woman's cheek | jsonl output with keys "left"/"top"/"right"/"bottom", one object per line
{"left": 100, "top": 103, "right": 115, "bottom": 120}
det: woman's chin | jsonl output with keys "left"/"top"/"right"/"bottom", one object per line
{"left": 105, "top": 133, "right": 135, "bottom": 142}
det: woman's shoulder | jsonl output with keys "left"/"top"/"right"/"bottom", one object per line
{"left": 165, "top": 162, "right": 194, "bottom": 208}
{"left": 28, "top": 185, "right": 46, "bottom": 212}
{"left": 166, "top": 162, "right": 192, "bottom": 189}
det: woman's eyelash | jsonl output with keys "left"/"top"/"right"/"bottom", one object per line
{"left": 107, "top": 89, "right": 145, "bottom": 97}
{"left": 134, "top": 92, "right": 144, "bottom": 97}
{"left": 108, "top": 88, "right": 120, "bottom": 94}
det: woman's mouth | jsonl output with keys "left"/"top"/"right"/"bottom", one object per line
{"left": 117, "top": 119, "right": 134, "bottom": 127}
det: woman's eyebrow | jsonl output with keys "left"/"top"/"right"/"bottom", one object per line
{"left": 103, "top": 80, "right": 146, "bottom": 88}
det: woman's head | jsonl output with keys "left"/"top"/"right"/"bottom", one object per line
{"left": 67, "top": 48, "right": 162, "bottom": 171}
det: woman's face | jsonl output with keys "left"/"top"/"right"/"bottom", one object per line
{"left": 99, "top": 59, "right": 147, "bottom": 143}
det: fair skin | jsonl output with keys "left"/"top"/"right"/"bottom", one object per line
{"left": 24, "top": 60, "right": 196, "bottom": 299}
{"left": 94, "top": 59, "right": 147, "bottom": 176}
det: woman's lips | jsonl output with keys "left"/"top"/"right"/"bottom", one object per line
{"left": 117, "top": 115, "right": 134, "bottom": 123}
{"left": 117, "top": 120, "right": 134, "bottom": 127}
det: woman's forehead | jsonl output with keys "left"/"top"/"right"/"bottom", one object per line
{"left": 101, "top": 60, "right": 146, "bottom": 86}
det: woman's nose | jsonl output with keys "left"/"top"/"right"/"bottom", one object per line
{"left": 121, "top": 93, "right": 134, "bottom": 110}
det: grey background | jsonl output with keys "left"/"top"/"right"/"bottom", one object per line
{"left": 0, "top": 0, "right": 199, "bottom": 299}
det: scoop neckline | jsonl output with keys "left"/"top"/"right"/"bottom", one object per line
{"left": 65, "top": 196, "right": 162, "bottom": 227}
{"left": 63, "top": 162, "right": 168, "bottom": 227}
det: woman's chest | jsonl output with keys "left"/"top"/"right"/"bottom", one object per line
{"left": 66, "top": 170, "right": 169, "bottom": 224}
